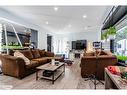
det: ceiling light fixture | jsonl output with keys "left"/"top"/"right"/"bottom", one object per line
{"left": 68, "top": 24, "right": 72, "bottom": 28}
{"left": 54, "top": 7, "right": 58, "bottom": 11}
{"left": 84, "top": 27, "right": 87, "bottom": 30}
{"left": 45, "top": 21, "right": 49, "bottom": 25}
{"left": 83, "top": 15, "right": 87, "bottom": 18}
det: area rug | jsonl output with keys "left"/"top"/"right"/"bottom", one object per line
{"left": 77, "top": 78, "right": 105, "bottom": 89}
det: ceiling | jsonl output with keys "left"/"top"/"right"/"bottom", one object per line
{"left": 0, "top": 6, "right": 110, "bottom": 34}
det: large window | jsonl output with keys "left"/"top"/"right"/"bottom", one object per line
{"left": 115, "top": 26, "right": 127, "bottom": 56}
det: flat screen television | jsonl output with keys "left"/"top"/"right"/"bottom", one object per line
{"left": 72, "top": 40, "right": 86, "bottom": 50}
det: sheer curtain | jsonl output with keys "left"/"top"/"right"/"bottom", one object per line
{"left": 53, "top": 37, "right": 70, "bottom": 58}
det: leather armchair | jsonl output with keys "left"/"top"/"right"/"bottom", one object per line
{"left": 0, "top": 54, "right": 26, "bottom": 79}
{"left": 80, "top": 51, "right": 117, "bottom": 80}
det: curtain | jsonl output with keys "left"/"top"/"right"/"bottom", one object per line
{"left": 53, "top": 37, "right": 70, "bottom": 58}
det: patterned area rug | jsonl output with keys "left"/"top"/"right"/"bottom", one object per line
{"left": 77, "top": 78, "right": 105, "bottom": 89}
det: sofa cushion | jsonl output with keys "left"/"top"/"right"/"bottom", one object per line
{"left": 39, "top": 50, "right": 46, "bottom": 57}
{"left": 31, "top": 49, "right": 41, "bottom": 58}
{"left": 55, "top": 57, "right": 64, "bottom": 62}
{"left": 20, "top": 50, "right": 33, "bottom": 60}
{"left": 99, "top": 51, "right": 107, "bottom": 56}
{"left": 26, "top": 60, "right": 39, "bottom": 69}
{"left": 14, "top": 51, "right": 31, "bottom": 65}
{"left": 45, "top": 52, "right": 54, "bottom": 57}
{"left": 32, "top": 58, "right": 47, "bottom": 65}
{"left": 85, "top": 52, "right": 94, "bottom": 56}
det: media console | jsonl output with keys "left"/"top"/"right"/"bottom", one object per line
{"left": 69, "top": 50, "right": 84, "bottom": 59}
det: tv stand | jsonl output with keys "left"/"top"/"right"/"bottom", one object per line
{"left": 75, "top": 53, "right": 80, "bottom": 58}
{"left": 69, "top": 50, "right": 84, "bottom": 59}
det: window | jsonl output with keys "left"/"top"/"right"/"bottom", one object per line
{"left": 115, "top": 26, "right": 127, "bottom": 56}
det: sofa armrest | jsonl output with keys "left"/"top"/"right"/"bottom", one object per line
{"left": 1, "top": 55, "right": 26, "bottom": 79}
{"left": 81, "top": 55, "right": 117, "bottom": 66}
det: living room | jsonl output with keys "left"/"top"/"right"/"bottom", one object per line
{"left": 0, "top": 0, "right": 127, "bottom": 94}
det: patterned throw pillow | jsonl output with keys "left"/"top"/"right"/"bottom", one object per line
{"left": 14, "top": 51, "right": 31, "bottom": 65}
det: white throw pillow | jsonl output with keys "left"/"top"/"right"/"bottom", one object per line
{"left": 14, "top": 51, "right": 31, "bottom": 65}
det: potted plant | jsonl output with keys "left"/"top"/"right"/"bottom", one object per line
{"left": 108, "top": 26, "right": 116, "bottom": 39}
{"left": 101, "top": 26, "right": 116, "bottom": 40}
{"left": 101, "top": 30, "right": 108, "bottom": 40}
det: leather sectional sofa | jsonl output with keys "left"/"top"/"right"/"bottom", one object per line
{"left": 0, "top": 49, "right": 64, "bottom": 79}
{"left": 80, "top": 50, "right": 117, "bottom": 80}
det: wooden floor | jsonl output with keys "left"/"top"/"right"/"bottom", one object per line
{"left": 0, "top": 59, "right": 104, "bottom": 89}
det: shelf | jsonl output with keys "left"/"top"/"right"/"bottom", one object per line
{"left": 38, "top": 69, "right": 64, "bottom": 81}
{"left": 6, "top": 31, "right": 31, "bottom": 37}
{"left": 1, "top": 45, "right": 23, "bottom": 49}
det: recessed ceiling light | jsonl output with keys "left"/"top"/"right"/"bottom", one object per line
{"left": 45, "top": 21, "right": 49, "bottom": 25}
{"left": 84, "top": 27, "right": 87, "bottom": 30}
{"left": 54, "top": 7, "right": 58, "bottom": 11}
{"left": 68, "top": 24, "right": 72, "bottom": 28}
{"left": 83, "top": 15, "right": 87, "bottom": 18}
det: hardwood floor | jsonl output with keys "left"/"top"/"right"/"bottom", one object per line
{"left": 0, "top": 59, "right": 104, "bottom": 89}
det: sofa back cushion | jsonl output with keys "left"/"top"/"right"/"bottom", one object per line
{"left": 39, "top": 50, "right": 46, "bottom": 57}
{"left": 45, "top": 51, "right": 54, "bottom": 57}
{"left": 14, "top": 51, "right": 30, "bottom": 65}
{"left": 31, "top": 49, "right": 41, "bottom": 58}
{"left": 20, "top": 50, "right": 33, "bottom": 60}
{"left": 85, "top": 52, "right": 94, "bottom": 56}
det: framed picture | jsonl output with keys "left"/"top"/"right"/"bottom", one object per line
{"left": 93, "top": 42, "right": 102, "bottom": 49}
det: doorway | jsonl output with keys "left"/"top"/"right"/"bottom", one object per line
{"left": 47, "top": 34, "right": 52, "bottom": 52}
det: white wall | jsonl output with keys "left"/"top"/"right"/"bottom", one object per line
{"left": 37, "top": 27, "right": 56, "bottom": 50}
{"left": 56, "top": 28, "right": 101, "bottom": 43}
{"left": 67, "top": 31, "right": 100, "bottom": 41}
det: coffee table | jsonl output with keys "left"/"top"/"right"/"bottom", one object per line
{"left": 45, "top": 57, "right": 63, "bottom": 60}
{"left": 36, "top": 62, "right": 65, "bottom": 84}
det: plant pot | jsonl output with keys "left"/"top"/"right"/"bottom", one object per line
{"left": 108, "top": 35, "right": 116, "bottom": 39}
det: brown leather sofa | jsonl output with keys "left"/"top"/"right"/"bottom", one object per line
{"left": 80, "top": 50, "right": 117, "bottom": 80}
{"left": 0, "top": 49, "right": 64, "bottom": 79}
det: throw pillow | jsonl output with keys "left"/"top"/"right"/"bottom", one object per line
{"left": 39, "top": 50, "right": 46, "bottom": 57}
{"left": 20, "top": 50, "right": 34, "bottom": 60}
{"left": 31, "top": 49, "right": 41, "bottom": 58}
{"left": 45, "top": 52, "right": 54, "bottom": 57}
{"left": 14, "top": 51, "right": 31, "bottom": 65}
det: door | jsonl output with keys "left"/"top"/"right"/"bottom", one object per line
{"left": 30, "top": 29, "right": 38, "bottom": 48}
{"left": 47, "top": 35, "right": 52, "bottom": 52}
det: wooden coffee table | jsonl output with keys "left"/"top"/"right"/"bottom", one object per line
{"left": 36, "top": 62, "right": 65, "bottom": 84}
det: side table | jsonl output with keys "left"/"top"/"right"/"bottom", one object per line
{"left": 105, "top": 68, "right": 127, "bottom": 89}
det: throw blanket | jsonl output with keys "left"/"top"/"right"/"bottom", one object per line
{"left": 107, "top": 66, "right": 127, "bottom": 76}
